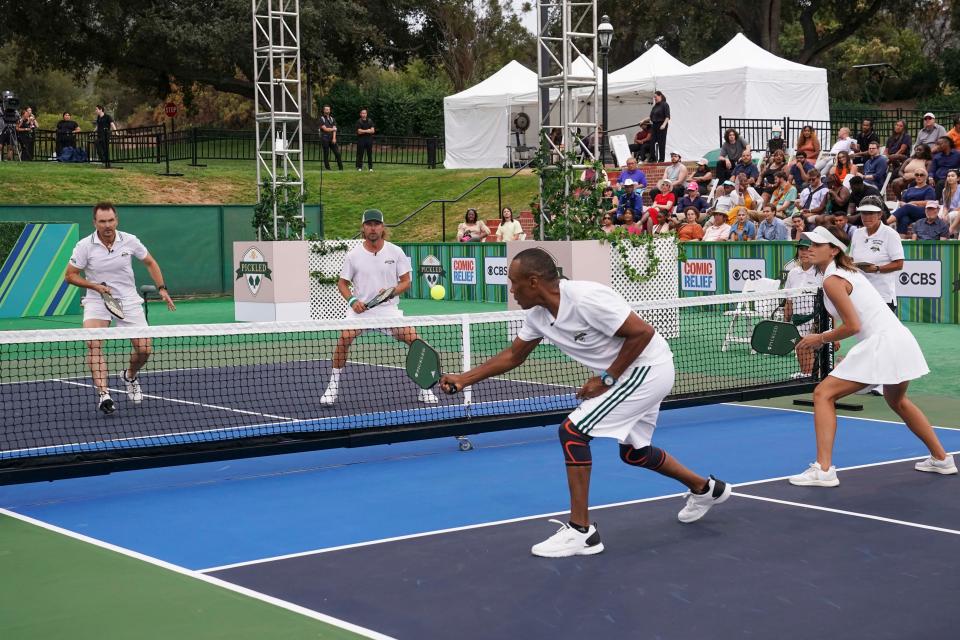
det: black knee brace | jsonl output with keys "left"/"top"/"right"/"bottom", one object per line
{"left": 559, "top": 419, "right": 592, "bottom": 466}
{"left": 619, "top": 444, "right": 666, "bottom": 470}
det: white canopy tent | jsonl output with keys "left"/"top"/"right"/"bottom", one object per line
{"left": 656, "top": 34, "right": 830, "bottom": 160}
{"left": 443, "top": 60, "right": 539, "bottom": 169}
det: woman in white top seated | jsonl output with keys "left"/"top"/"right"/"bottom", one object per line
{"left": 495, "top": 206, "right": 524, "bottom": 241}
{"left": 789, "top": 226, "right": 956, "bottom": 487}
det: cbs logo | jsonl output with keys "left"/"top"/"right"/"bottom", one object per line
{"left": 487, "top": 265, "right": 508, "bottom": 276}
{"left": 732, "top": 268, "right": 763, "bottom": 281}
{"left": 899, "top": 272, "right": 937, "bottom": 286}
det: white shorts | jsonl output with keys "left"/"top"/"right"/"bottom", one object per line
{"left": 82, "top": 298, "right": 148, "bottom": 327}
{"left": 569, "top": 360, "right": 675, "bottom": 449}
{"left": 346, "top": 304, "right": 404, "bottom": 336}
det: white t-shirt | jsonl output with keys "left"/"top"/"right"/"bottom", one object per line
{"left": 516, "top": 279, "right": 672, "bottom": 373}
{"left": 829, "top": 138, "right": 856, "bottom": 155}
{"left": 340, "top": 241, "right": 411, "bottom": 308}
{"left": 784, "top": 265, "right": 822, "bottom": 326}
{"left": 850, "top": 225, "right": 904, "bottom": 304}
{"left": 69, "top": 231, "right": 149, "bottom": 303}
{"left": 798, "top": 185, "right": 829, "bottom": 211}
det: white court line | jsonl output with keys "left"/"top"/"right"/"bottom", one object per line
{"left": 198, "top": 449, "right": 960, "bottom": 574}
{"left": 731, "top": 492, "right": 960, "bottom": 536}
{"left": 723, "top": 401, "right": 958, "bottom": 431}
{"left": 0, "top": 508, "right": 396, "bottom": 640}
{"left": 55, "top": 379, "right": 295, "bottom": 421}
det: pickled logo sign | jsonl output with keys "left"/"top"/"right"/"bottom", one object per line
{"left": 451, "top": 257, "right": 476, "bottom": 284}
{"left": 420, "top": 255, "right": 445, "bottom": 288}
{"left": 235, "top": 247, "right": 272, "bottom": 295}
{"left": 680, "top": 259, "right": 716, "bottom": 291}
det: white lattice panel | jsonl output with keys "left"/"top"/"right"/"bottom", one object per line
{"left": 611, "top": 237, "right": 680, "bottom": 338}
{"left": 309, "top": 239, "right": 363, "bottom": 320}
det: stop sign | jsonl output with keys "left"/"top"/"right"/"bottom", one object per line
{"left": 164, "top": 102, "right": 178, "bottom": 118}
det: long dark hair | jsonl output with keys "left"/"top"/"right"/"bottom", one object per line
{"left": 464, "top": 208, "right": 478, "bottom": 223}
{"left": 654, "top": 90, "right": 665, "bottom": 102}
{"left": 724, "top": 128, "right": 740, "bottom": 144}
{"left": 500, "top": 207, "right": 514, "bottom": 223}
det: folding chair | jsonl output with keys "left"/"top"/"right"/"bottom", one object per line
{"left": 721, "top": 278, "right": 782, "bottom": 353}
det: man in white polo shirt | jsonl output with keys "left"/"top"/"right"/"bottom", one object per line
{"left": 65, "top": 202, "right": 176, "bottom": 413}
{"left": 319, "top": 209, "right": 438, "bottom": 406}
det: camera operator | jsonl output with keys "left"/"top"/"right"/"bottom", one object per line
{"left": 16, "top": 106, "right": 37, "bottom": 160}
{"left": 1, "top": 89, "right": 21, "bottom": 161}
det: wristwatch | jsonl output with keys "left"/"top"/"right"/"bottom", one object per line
{"left": 600, "top": 370, "right": 617, "bottom": 387}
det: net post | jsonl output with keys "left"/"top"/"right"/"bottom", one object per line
{"left": 461, "top": 315, "right": 472, "bottom": 410}
{"left": 813, "top": 288, "right": 833, "bottom": 380}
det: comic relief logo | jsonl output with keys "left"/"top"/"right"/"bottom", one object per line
{"left": 728, "top": 258, "right": 766, "bottom": 292}
{"left": 235, "top": 247, "right": 272, "bottom": 295}
{"left": 681, "top": 259, "right": 716, "bottom": 292}
{"left": 451, "top": 257, "right": 476, "bottom": 285}
{"left": 420, "top": 255, "right": 445, "bottom": 288}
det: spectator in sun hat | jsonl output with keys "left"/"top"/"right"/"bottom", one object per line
{"left": 916, "top": 113, "right": 947, "bottom": 151}
{"left": 690, "top": 157, "right": 713, "bottom": 196}
{"left": 912, "top": 202, "right": 950, "bottom": 240}
{"left": 664, "top": 151, "right": 689, "bottom": 199}
{"left": 703, "top": 210, "right": 732, "bottom": 241}
{"left": 615, "top": 179, "right": 644, "bottom": 223}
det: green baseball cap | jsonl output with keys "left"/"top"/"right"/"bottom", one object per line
{"left": 797, "top": 237, "right": 812, "bottom": 247}
{"left": 361, "top": 209, "right": 384, "bottom": 223}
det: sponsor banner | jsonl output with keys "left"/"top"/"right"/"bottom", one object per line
{"left": 896, "top": 260, "right": 941, "bottom": 298}
{"left": 419, "top": 255, "right": 445, "bottom": 287}
{"left": 451, "top": 257, "right": 476, "bottom": 285}
{"left": 485, "top": 256, "right": 509, "bottom": 285}
{"left": 680, "top": 259, "right": 716, "bottom": 292}
{"left": 235, "top": 246, "right": 273, "bottom": 296}
{"left": 727, "top": 258, "right": 766, "bottom": 292}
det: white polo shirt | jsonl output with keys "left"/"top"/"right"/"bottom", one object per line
{"left": 340, "top": 241, "right": 411, "bottom": 308}
{"left": 517, "top": 279, "right": 672, "bottom": 373}
{"left": 69, "top": 231, "right": 149, "bottom": 304}
{"left": 850, "top": 224, "right": 904, "bottom": 304}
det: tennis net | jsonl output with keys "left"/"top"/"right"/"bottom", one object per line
{"left": 0, "top": 287, "right": 828, "bottom": 476}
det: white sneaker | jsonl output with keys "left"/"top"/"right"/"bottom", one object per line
{"left": 418, "top": 388, "right": 439, "bottom": 404}
{"left": 531, "top": 519, "right": 604, "bottom": 558}
{"left": 915, "top": 454, "right": 958, "bottom": 475}
{"left": 320, "top": 384, "right": 338, "bottom": 405}
{"left": 98, "top": 391, "right": 116, "bottom": 414}
{"left": 120, "top": 369, "right": 143, "bottom": 403}
{"left": 678, "top": 476, "right": 732, "bottom": 523}
{"left": 789, "top": 462, "right": 839, "bottom": 487}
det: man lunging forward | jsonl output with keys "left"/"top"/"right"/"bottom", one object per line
{"left": 65, "top": 202, "right": 176, "bottom": 413}
{"left": 440, "top": 248, "right": 730, "bottom": 557}
{"left": 320, "top": 209, "right": 438, "bottom": 405}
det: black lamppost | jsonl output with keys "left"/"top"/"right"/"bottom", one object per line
{"left": 597, "top": 15, "right": 614, "bottom": 166}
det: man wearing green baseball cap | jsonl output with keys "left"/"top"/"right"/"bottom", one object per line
{"left": 319, "top": 208, "right": 439, "bottom": 406}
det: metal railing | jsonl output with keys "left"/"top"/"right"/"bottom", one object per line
{"left": 10, "top": 126, "right": 445, "bottom": 168}
{"left": 353, "top": 160, "right": 535, "bottom": 241}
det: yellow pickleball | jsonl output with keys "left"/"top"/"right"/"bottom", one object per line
{"left": 430, "top": 284, "right": 446, "bottom": 300}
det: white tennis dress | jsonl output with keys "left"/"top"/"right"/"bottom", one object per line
{"left": 823, "top": 263, "right": 928, "bottom": 384}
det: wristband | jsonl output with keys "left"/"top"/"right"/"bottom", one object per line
{"left": 347, "top": 296, "right": 358, "bottom": 306}
{"left": 158, "top": 285, "right": 167, "bottom": 291}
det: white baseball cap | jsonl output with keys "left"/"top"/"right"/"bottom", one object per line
{"left": 857, "top": 203, "right": 883, "bottom": 213}
{"left": 622, "top": 178, "right": 636, "bottom": 186}
{"left": 925, "top": 201, "right": 940, "bottom": 209}
{"left": 802, "top": 226, "right": 848, "bottom": 251}
{"left": 923, "top": 112, "right": 935, "bottom": 119}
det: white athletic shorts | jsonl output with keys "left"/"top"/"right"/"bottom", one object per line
{"left": 82, "top": 298, "right": 148, "bottom": 327}
{"left": 346, "top": 304, "right": 404, "bottom": 336}
{"left": 569, "top": 360, "right": 675, "bottom": 449}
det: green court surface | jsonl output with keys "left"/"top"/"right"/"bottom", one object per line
{"left": 0, "top": 513, "right": 365, "bottom": 640}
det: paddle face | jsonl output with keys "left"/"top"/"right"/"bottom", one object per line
{"left": 366, "top": 286, "right": 395, "bottom": 309}
{"left": 405, "top": 339, "right": 441, "bottom": 390}
{"left": 751, "top": 320, "right": 802, "bottom": 356}
{"left": 100, "top": 283, "right": 125, "bottom": 320}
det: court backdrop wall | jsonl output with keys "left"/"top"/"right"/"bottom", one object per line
{"left": 682, "top": 241, "right": 960, "bottom": 324}
{"left": 0, "top": 205, "right": 323, "bottom": 296}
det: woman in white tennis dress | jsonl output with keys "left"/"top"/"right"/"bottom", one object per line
{"left": 788, "top": 226, "right": 956, "bottom": 487}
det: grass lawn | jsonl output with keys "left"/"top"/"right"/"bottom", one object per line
{"left": 0, "top": 160, "right": 538, "bottom": 242}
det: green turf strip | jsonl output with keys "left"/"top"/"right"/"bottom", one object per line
{"left": 0, "top": 513, "right": 370, "bottom": 640}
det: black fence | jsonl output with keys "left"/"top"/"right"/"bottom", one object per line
{"left": 720, "top": 108, "right": 960, "bottom": 152}
{"left": 9, "top": 126, "right": 444, "bottom": 168}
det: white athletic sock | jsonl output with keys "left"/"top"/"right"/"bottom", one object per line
{"left": 328, "top": 368, "right": 343, "bottom": 387}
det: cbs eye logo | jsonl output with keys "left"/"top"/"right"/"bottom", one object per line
{"left": 732, "top": 268, "right": 763, "bottom": 281}
{"left": 899, "top": 272, "right": 937, "bottom": 286}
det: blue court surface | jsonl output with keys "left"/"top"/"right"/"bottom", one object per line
{"left": 2, "top": 403, "right": 959, "bottom": 639}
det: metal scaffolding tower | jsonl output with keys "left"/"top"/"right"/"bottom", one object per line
{"left": 536, "top": 0, "right": 600, "bottom": 236}
{"left": 252, "top": 0, "right": 305, "bottom": 239}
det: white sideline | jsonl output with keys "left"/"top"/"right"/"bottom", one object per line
{"left": 0, "top": 508, "right": 397, "bottom": 640}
